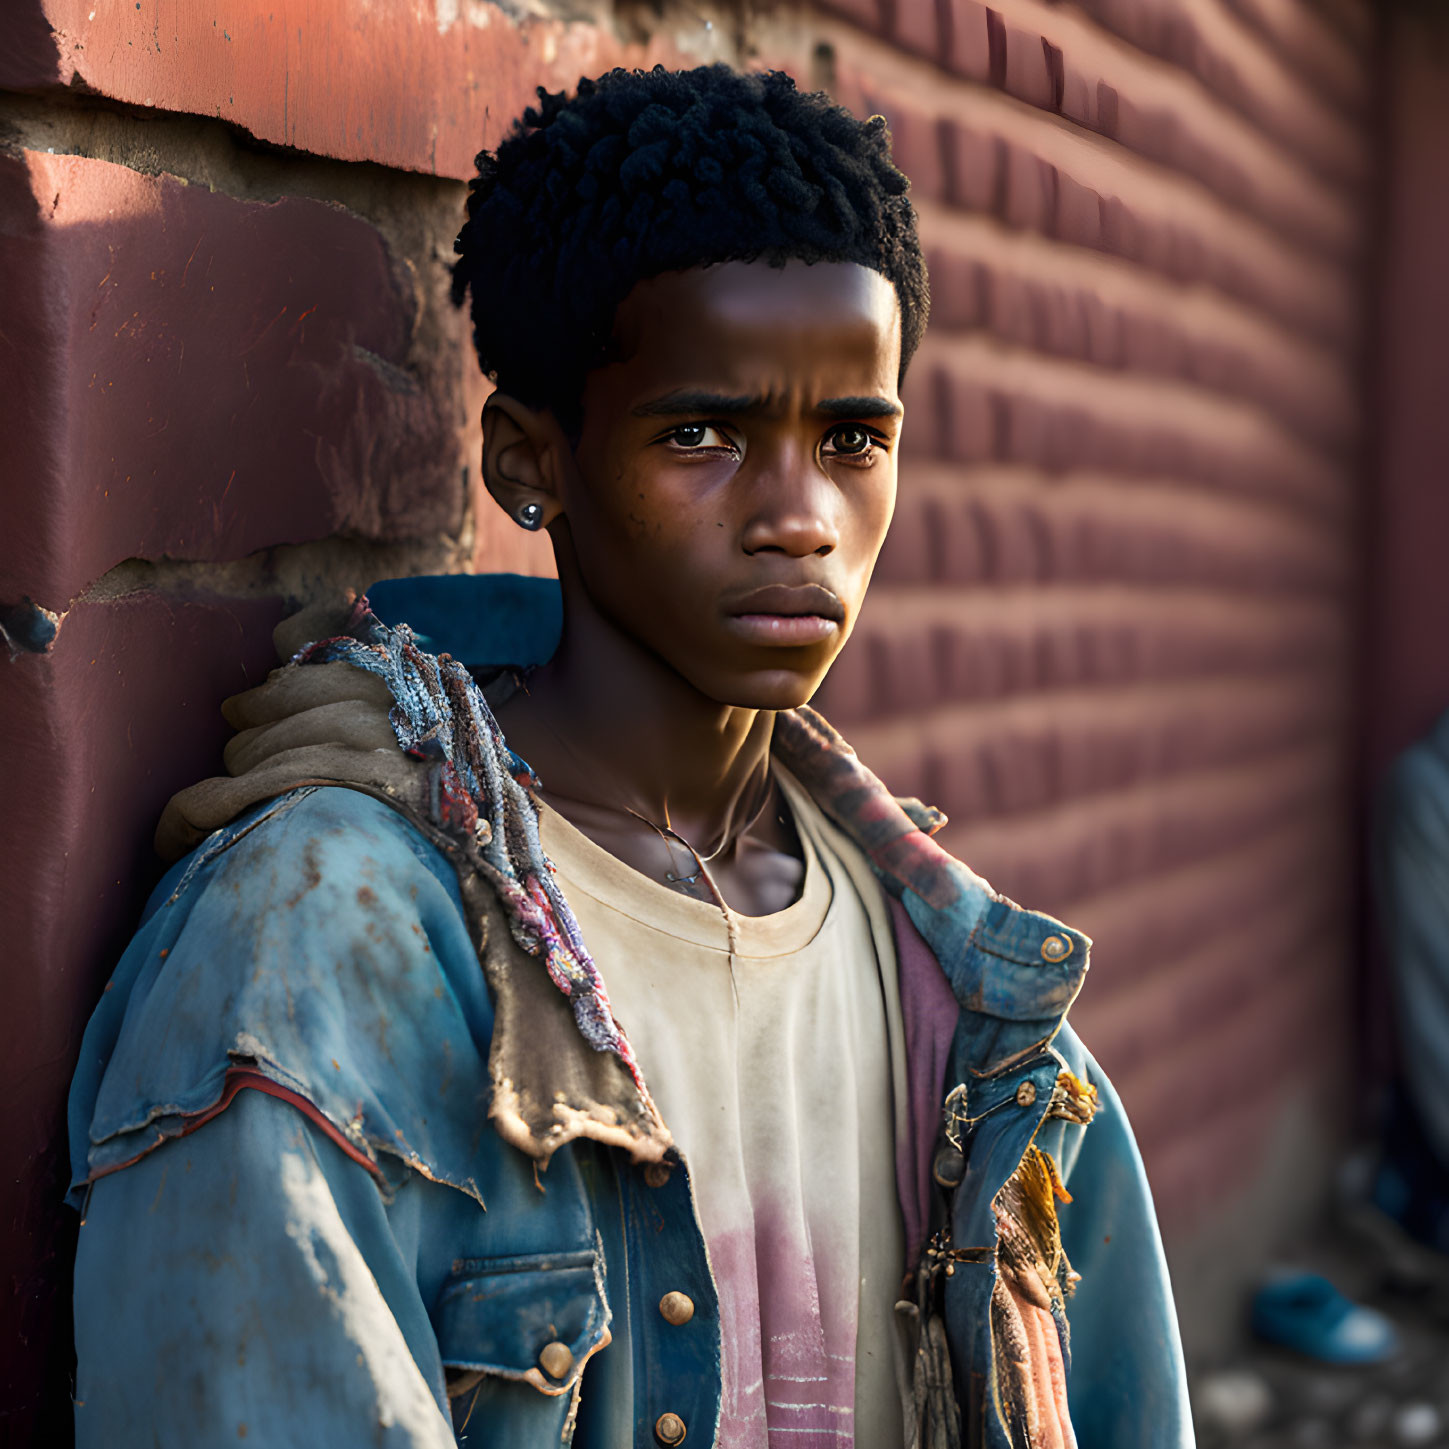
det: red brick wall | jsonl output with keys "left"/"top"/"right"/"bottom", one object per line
{"left": 0, "top": 0, "right": 1378, "bottom": 1433}
{"left": 807, "top": 0, "right": 1375, "bottom": 1245}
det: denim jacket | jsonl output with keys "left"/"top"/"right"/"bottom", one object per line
{"left": 67, "top": 574, "right": 1191, "bottom": 1448}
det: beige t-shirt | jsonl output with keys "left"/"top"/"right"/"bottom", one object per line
{"left": 537, "top": 767, "right": 908, "bottom": 1449}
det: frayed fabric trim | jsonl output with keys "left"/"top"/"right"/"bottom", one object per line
{"left": 295, "top": 612, "right": 652, "bottom": 1110}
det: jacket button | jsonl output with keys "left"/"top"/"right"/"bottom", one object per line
{"left": 644, "top": 1162, "right": 672, "bottom": 1188}
{"left": 659, "top": 1291, "right": 695, "bottom": 1325}
{"left": 538, "top": 1341, "right": 574, "bottom": 1380}
{"left": 932, "top": 1145, "right": 967, "bottom": 1189}
{"left": 1040, "top": 934, "right": 1072, "bottom": 963}
{"left": 655, "top": 1411, "right": 687, "bottom": 1444}
{"left": 1016, "top": 1080, "right": 1038, "bottom": 1107}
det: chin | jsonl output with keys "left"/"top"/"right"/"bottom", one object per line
{"left": 701, "top": 666, "right": 825, "bottom": 713}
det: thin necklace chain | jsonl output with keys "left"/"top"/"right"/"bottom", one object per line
{"left": 625, "top": 771, "right": 777, "bottom": 886}
{"left": 511, "top": 669, "right": 776, "bottom": 890}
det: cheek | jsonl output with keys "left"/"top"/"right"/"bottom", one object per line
{"left": 571, "top": 450, "right": 663, "bottom": 547}
{"left": 603, "top": 454, "right": 732, "bottom": 549}
{"left": 848, "top": 470, "right": 898, "bottom": 573}
{"left": 570, "top": 459, "right": 721, "bottom": 603}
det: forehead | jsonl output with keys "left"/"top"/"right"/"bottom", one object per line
{"left": 605, "top": 259, "right": 902, "bottom": 399}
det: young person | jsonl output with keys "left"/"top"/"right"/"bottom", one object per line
{"left": 67, "top": 66, "right": 1190, "bottom": 1448}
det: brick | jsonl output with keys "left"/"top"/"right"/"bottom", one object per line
{"left": 0, "top": 0, "right": 693, "bottom": 181}
{"left": 940, "top": 376, "right": 1001, "bottom": 463}
{"left": 999, "top": 21, "right": 1058, "bottom": 110}
{"left": 1071, "top": 816, "right": 1338, "bottom": 1004}
{"left": 1, "top": 151, "right": 460, "bottom": 610}
{"left": 999, "top": 394, "right": 1055, "bottom": 471}
{"left": 920, "top": 343, "right": 1347, "bottom": 514}
{"left": 1083, "top": 282, "right": 1124, "bottom": 365}
{"left": 930, "top": 496, "right": 987, "bottom": 583}
{"left": 955, "top": 741, "right": 1338, "bottom": 908}
{"left": 947, "top": 107, "right": 1356, "bottom": 348}
{"left": 1051, "top": 172, "right": 1100, "bottom": 251}
{"left": 975, "top": 498, "right": 1048, "bottom": 582}
{"left": 981, "top": 729, "right": 1059, "bottom": 813}
{"left": 1036, "top": 620, "right": 1095, "bottom": 689}
{"left": 941, "top": 121, "right": 1002, "bottom": 213}
{"left": 873, "top": 493, "right": 937, "bottom": 584}
{"left": 812, "top": 658, "right": 865, "bottom": 727}
{"left": 930, "top": 737, "right": 993, "bottom": 819}
{"left": 1035, "top": 283, "right": 1089, "bottom": 360}
{"left": 934, "top": 616, "right": 1039, "bottom": 700}
{"left": 941, "top": 0, "right": 993, "bottom": 80}
{"left": 984, "top": 268, "right": 1039, "bottom": 349}
{"left": 1058, "top": 65, "right": 1096, "bottom": 134}
{"left": 898, "top": 362, "right": 947, "bottom": 460}
{"left": 869, "top": 612, "right": 941, "bottom": 714}
{"left": 1072, "top": 0, "right": 1368, "bottom": 190}
{"left": 1002, "top": 145, "right": 1057, "bottom": 233}
{"left": 1097, "top": 193, "right": 1144, "bottom": 266}
{"left": 1081, "top": 83, "right": 1342, "bottom": 273}
{"left": 925, "top": 250, "right": 986, "bottom": 330}
{"left": 1121, "top": 311, "right": 1182, "bottom": 374}
{"left": 1222, "top": 0, "right": 1367, "bottom": 115}
{"left": 1041, "top": 509, "right": 1093, "bottom": 584}
{"left": 816, "top": 0, "right": 889, "bottom": 32}
{"left": 893, "top": 0, "right": 946, "bottom": 61}
{"left": 0, "top": 589, "right": 284, "bottom": 1434}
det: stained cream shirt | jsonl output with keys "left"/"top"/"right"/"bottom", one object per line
{"left": 537, "top": 766, "right": 908, "bottom": 1449}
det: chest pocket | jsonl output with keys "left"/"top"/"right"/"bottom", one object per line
{"left": 435, "top": 1246, "right": 612, "bottom": 1401}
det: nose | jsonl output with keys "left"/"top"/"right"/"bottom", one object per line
{"left": 739, "top": 448, "right": 839, "bottom": 558}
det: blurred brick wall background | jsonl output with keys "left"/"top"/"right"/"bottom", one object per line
{"left": 0, "top": 0, "right": 1416, "bottom": 1439}
{"left": 807, "top": 0, "right": 1375, "bottom": 1351}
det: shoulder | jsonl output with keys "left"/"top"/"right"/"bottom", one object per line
{"left": 70, "top": 785, "right": 496, "bottom": 1205}
{"left": 184, "top": 781, "right": 455, "bottom": 894}
{"left": 136, "top": 784, "right": 480, "bottom": 1023}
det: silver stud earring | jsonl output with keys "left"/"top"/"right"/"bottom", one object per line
{"left": 516, "top": 501, "right": 544, "bottom": 531}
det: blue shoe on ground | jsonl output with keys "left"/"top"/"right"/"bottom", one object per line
{"left": 1249, "top": 1272, "right": 1399, "bottom": 1365}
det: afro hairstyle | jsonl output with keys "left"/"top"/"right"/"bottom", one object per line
{"left": 451, "top": 64, "right": 929, "bottom": 431}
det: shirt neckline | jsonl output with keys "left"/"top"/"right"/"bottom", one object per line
{"left": 535, "top": 766, "right": 834, "bottom": 957}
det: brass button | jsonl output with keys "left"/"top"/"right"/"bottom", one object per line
{"left": 655, "top": 1411, "right": 687, "bottom": 1445}
{"left": 659, "top": 1290, "right": 695, "bottom": 1325}
{"left": 931, "top": 1145, "right": 967, "bottom": 1189}
{"left": 1016, "top": 1080, "right": 1038, "bottom": 1107}
{"left": 644, "top": 1162, "right": 672, "bottom": 1188}
{"left": 538, "top": 1340, "right": 573, "bottom": 1380}
{"left": 1040, "top": 934, "right": 1072, "bottom": 963}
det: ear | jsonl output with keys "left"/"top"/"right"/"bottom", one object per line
{"left": 481, "top": 393, "right": 572, "bottom": 530}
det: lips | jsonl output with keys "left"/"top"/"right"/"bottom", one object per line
{"left": 723, "top": 583, "right": 846, "bottom": 647}
{"left": 725, "top": 584, "right": 846, "bottom": 622}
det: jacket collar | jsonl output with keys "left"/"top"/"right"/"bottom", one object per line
{"left": 365, "top": 573, "right": 1091, "bottom": 1051}
{"left": 149, "top": 573, "right": 1089, "bottom": 1173}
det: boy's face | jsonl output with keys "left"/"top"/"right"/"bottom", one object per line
{"left": 560, "top": 258, "right": 903, "bottom": 712}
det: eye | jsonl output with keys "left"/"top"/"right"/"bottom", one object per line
{"left": 822, "top": 423, "right": 882, "bottom": 461}
{"left": 665, "top": 423, "right": 736, "bottom": 453}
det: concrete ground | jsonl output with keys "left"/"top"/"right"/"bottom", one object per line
{"left": 1190, "top": 1205, "right": 1449, "bottom": 1448}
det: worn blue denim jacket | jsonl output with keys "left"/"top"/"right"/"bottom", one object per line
{"left": 67, "top": 575, "right": 1191, "bottom": 1448}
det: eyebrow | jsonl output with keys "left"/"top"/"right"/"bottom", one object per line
{"left": 632, "top": 390, "right": 761, "bottom": 418}
{"left": 816, "top": 395, "right": 903, "bottom": 420}
{"left": 631, "top": 389, "right": 902, "bottom": 420}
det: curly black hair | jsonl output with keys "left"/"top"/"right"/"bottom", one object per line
{"left": 451, "top": 64, "right": 929, "bottom": 430}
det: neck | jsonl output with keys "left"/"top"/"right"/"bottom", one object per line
{"left": 502, "top": 569, "right": 776, "bottom": 845}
